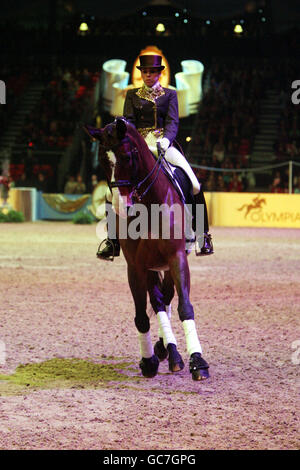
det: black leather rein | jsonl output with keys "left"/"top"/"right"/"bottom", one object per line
{"left": 109, "top": 141, "right": 165, "bottom": 202}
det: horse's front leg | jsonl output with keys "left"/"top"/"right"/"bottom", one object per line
{"left": 169, "top": 253, "right": 209, "bottom": 380}
{"left": 127, "top": 264, "right": 159, "bottom": 378}
{"left": 147, "top": 271, "right": 184, "bottom": 372}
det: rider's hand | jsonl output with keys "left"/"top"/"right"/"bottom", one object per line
{"left": 157, "top": 137, "right": 170, "bottom": 152}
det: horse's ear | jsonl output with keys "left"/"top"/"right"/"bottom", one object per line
{"left": 116, "top": 118, "right": 127, "bottom": 140}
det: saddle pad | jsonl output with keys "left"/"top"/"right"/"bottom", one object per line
{"left": 161, "top": 160, "right": 194, "bottom": 206}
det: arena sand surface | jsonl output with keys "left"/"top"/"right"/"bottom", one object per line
{"left": 0, "top": 221, "right": 299, "bottom": 450}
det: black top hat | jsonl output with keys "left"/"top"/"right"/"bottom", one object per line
{"left": 136, "top": 55, "right": 165, "bottom": 71}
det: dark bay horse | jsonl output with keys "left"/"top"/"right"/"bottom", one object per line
{"left": 84, "top": 118, "right": 209, "bottom": 381}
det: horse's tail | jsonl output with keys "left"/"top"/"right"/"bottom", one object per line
{"left": 237, "top": 204, "right": 246, "bottom": 211}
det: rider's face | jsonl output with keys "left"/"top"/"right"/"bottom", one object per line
{"left": 141, "top": 68, "right": 161, "bottom": 88}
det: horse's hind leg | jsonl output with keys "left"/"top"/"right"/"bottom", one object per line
{"left": 169, "top": 253, "right": 209, "bottom": 380}
{"left": 127, "top": 265, "right": 159, "bottom": 378}
{"left": 147, "top": 271, "right": 184, "bottom": 372}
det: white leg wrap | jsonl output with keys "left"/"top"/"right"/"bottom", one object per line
{"left": 138, "top": 331, "right": 154, "bottom": 358}
{"left": 165, "top": 147, "right": 200, "bottom": 195}
{"left": 183, "top": 320, "right": 202, "bottom": 355}
{"left": 157, "top": 311, "right": 177, "bottom": 348}
{"left": 166, "top": 304, "right": 172, "bottom": 318}
{"left": 158, "top": 305, "right": 171, "bottom": 338}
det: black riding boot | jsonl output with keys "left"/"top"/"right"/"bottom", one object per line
{"left": 192, "top": 187, "right": 214, "bottom": 256}
{"left": 97, "top": 237, "right": 120, "bottom": 260}
{"left": 96, "top": 200, "right": 121, "bottom": 260}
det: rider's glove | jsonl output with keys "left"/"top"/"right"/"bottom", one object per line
{"left": 157, "top": 137, "right": 170, "bottom": 152}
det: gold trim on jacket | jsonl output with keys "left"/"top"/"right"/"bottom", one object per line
{"left": 136, "top": 85, "right": 165, "bottom": 132}
{"left": 136, "top": 84, "right": 165, "bottom": 103}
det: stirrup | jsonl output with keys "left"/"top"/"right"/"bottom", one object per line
{"left": 96, "top": 239, "right": 119, "bottom": 261}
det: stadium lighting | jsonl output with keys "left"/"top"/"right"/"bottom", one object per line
{"left": 79, "top": 22, "right": 89, "bottom": 32}
{"left": 234, "top": 24, "right": 243, "bottom": 34}
{"left": 156, "top": 23, "right": 165, "bottom": 33}
{"left": 175, "top": 12, "right": 180, "bottom": 17}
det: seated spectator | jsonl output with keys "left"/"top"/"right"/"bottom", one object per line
{"left": 90, "top": 174, "right": 98, "bottom": 193}
{"left": 210, "top": 155, "right": 220, "bottom": 169}
{"left": 212, "top": 139, "right": 225, "bottom": 164}
{"left": 215, "top": 174, "right": 227, "bottom": 191}
{"left": 246, "top": 170, "right": 256, "bottom": 190}
{"left": 15, "top": 171, "right": 36, "bottom": 188}
{"left": 0, "top": 173, "right": 15, "bottom": 205}
{"left": 294, "top": 178, "right": 300, "bottom": 194}
{"left": 194, "top": 159, "right": 208, "bottom": 183}
{"left": 269, "top": 171, "right": 284, "bottom": 193}
{"left": 228, "top": 173, "right": 243, "bottom": 192}
{"left": 64, "top": 175, "right": 77, "bottom": 194}
{"left": 73, "top": 173, "right": 86, "bottom": 194}
{"left": 235, "top": 162, "right": 248, "bottom": 190}
{"left": 237, "top": 138, "right": 251, "bottom": 166}
{"left": 35, "top": 172, "right": 49, "bottom": 192}
{"left": 205, "top": 172, "right": 216, "bottom": 191}
{"left": 221, "top": 158, "right": 234, "bottom": 187}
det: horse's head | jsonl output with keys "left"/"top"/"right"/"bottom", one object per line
{"left": 84, "top": 118, "right": 143, "bottom": 202}
{"left": 84, "top": 117, "right": 131, "bottom": 155}
{"left": 84, "top": 118, "right": 163, "bottom": 205}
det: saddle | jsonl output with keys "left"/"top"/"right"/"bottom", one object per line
{"left": 151, "top": 149, "right": 196, "bottom": 247}
{"left": 162, "top": 160, "right": 194, "bottom": 206}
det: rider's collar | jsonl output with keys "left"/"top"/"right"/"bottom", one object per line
{"left": 143, "top": 82, "right": 162, "bottom": 93}
{"left": 137, "top": 82, "right": 165, "bottom": 102}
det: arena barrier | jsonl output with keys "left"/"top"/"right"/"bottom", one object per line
{"left": 5, "top": 189, "right": 92, "bottom": 221}
{"left": 7, "top": 187, "right": 37, "bottom": 221}
{"left": 4, "top": 187, "right": 299, "bottom": 228}
{"left": 207, "top": 192, "right": 300, "bottom": 228}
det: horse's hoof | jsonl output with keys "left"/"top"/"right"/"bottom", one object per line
{"left": 139, "top": 355, "right": 159, "bottom": 378}
{"left": 154, "top": 338, "right": 169, "bottom": 362}
{"left": 167, "top": 343, "right": 184, "bottom": 373}
{"left": 189, "top": 353, "right": 209, "bottom": 381}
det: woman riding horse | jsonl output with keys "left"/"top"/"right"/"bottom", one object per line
{"left": 85, "top": 116, "right": 210, "bottom": 380}
{"left": 89, "top": 54, "right": 213, "bottom": 259}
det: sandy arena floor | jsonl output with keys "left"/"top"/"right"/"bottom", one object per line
{"left": 0, "top": 221, "right": 299, "bottom": 450}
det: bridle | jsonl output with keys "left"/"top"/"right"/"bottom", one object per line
{"left": 100, "top": 135, "right": 165, "bottom": 203}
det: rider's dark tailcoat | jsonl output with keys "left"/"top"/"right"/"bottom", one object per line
{"left": 123, "top": 86, "right": 179, "bottom": 144}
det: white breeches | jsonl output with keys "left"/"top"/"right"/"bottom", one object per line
{"left": 145, "top": 132, "right": 200, "bottom": 195}
{"left": 164, "top": 146, "right": 200, "bottom": 195}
